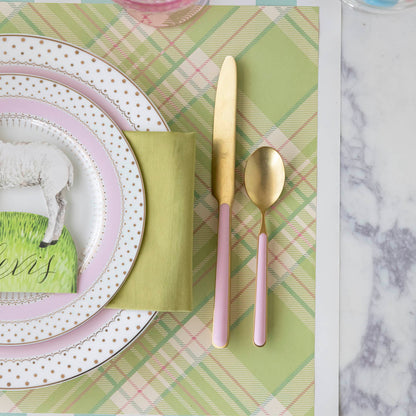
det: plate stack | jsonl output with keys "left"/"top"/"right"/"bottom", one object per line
{"left": 0, "top": 35, "right": 165, "bottom": 389}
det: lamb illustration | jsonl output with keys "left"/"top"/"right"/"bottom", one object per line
{"left": 0, "top": 139, "right": 73, "bottom": 248}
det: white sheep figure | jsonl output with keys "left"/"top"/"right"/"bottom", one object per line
{"left": 0, "top": 140, "right": 74, "bottom": 248}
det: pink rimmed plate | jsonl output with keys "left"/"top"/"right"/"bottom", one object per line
{"left": 0, "top": 74, "right": 144, "bottom": 345}
{"left": 0, "top": 308, "right": 155, "bottom": 389}
{"left": 0, "top": 35, "right": 167, "bottom": 389}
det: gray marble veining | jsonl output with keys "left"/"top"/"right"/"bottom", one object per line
{"left": 340, "top": 5, "right": 416, "bottom": 415}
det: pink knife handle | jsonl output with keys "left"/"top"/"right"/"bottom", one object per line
{"left": 254, "top": 232, "right": 268, "bottom": 347}
{"left": 212, "top": 203, "right": 231, "bottom": 348}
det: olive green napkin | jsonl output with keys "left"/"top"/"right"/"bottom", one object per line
{"left": 107, "top": 131, "right": 195, "bottom": 311}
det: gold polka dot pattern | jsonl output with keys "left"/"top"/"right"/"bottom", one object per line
{"left": 0, "top": 35, "right": 167, "bottom": 132}
{"left": 0, "top": 310, "right": 154, "bottom": 389}
{"left": 0, "top": 35, "right": 168, "bottom": 388}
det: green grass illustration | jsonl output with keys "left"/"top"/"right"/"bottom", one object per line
{"left": 0, "top": 212, "right": 77, "bottom": 293}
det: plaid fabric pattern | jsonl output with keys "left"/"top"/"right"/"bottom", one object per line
{"left": 0, "top": 3, "right": 318, "bottom": 415}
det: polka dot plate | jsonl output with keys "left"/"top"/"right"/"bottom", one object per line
{"left": 0, "top": 73, "right": 144, "bottom": 345}
{"left": 0, "top": 34, "right": 167, "bottom": 388}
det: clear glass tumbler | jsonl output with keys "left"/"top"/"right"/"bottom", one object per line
{"left": 114, "top": 0, "right": 208, "bottom": 27}
{"left": 342, "top": 0, "right": 416, "bottom": 12}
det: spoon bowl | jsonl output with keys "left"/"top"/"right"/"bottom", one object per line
{"left": 244, "top": 146, "right": 285, "bottom": 346}
{"left": 245, "top": 147, "right": 285, "bottom": 214}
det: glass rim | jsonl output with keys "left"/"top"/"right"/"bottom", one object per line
{"left": 113, "top": 0, "right": 198, "bottom": 12}
{"left": 342, "top": 0, "right": 416, "bottom": 12}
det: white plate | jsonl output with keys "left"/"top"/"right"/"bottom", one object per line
{"left": 0, "top": 35, "right": 166, "bottom": 389}
{"left": 0, "top": 74, "right": 145, "bottom": 345}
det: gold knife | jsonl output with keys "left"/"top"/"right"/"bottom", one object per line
{"left": 212, "top": 56, "right": 237, "bottom": 349}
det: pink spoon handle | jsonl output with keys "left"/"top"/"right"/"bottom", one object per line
{"left": 212, "top": 203, "right": 231, "bottom": 348}
{"left": 254, "top": 232, "right": 268, "bottom": 347}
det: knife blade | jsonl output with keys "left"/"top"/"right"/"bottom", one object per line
{"left": 212, "top": 56, "right": 237, "bottom": 349}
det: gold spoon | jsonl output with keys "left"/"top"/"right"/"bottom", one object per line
{"left": 244, "top": 146, "right": 285, "bottom": 347}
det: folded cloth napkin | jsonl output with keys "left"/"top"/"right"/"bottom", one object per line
{"left": 107, "top": 131, "right": 195, "bottom": 312}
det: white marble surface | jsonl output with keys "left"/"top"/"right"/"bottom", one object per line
{"left": 340, "top": 5, "right": 416, "bottom": 415}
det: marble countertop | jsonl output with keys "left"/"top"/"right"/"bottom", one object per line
{"left": 341, "top": 4, "right": 416, "bottom": 415}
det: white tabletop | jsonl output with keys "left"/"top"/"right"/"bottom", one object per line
{"left": 340, "top": 4, "right": 416, "bottom": 415}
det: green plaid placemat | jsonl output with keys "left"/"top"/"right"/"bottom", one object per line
{"left": 0, "top": 3, "right": 318, "bottom": 415}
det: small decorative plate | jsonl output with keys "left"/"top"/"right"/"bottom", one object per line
{"left": 0, "top": 34, "right": 167, "bottom": 389}
{"left": 0, "top": 74, "right": 145, "bottom": 345}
